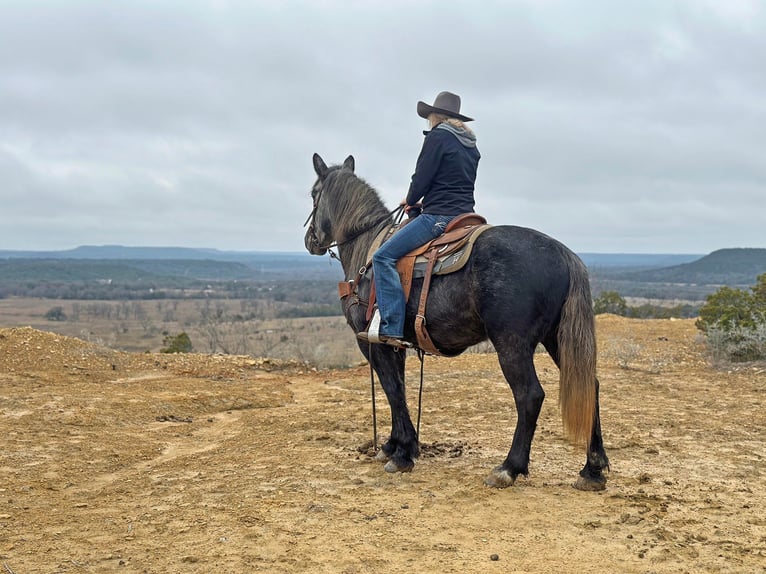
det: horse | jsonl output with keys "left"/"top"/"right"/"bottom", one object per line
{"left": 304, "top": 153, "right": 609, "bottom": 490}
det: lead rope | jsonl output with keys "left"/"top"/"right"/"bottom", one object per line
{"left": 416, "top": 349, "right": 425, "bottom": 439}
{"left": 369, "top": 350, "right": 378, "bottom": 451}
{"left": 368, "top": 346, "right": 427, "bottom": 453}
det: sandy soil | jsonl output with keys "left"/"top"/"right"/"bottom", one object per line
{"left": 1, "top": 316, "right": 765, "bottom": 573}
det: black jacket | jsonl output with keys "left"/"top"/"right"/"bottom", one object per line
{"left": 406, "top": 124, "right": 480, "bottom": 216}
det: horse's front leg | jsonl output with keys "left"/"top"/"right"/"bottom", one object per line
{"left": 574, "top": 378, "right": 610, "bottom": 491}
{"left": 366, "top": 343, "right": 419, "bottom": 473}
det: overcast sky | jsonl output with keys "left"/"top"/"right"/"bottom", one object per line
{"left": 1, "top": 0, "right": 764, "bottom": 254}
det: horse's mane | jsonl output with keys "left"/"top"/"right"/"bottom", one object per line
{"left": 324, "top": 167, "right": 392, "bottom": 240}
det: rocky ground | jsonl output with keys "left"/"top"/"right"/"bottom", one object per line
{"left": 1, "top": 316, "right": 765, "bottom": 573}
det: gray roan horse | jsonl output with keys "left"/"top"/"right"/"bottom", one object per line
{"left": 304, "top": 154, "right": 609, "bottom": 490}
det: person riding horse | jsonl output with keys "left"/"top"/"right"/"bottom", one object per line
{"left": 304, "top": 92, "right": 609, "bottom": 489}
{"left": 358, "top": 91, "right": 481, "bottom": 349}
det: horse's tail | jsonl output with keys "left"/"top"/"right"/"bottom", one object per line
{"left": 557, "top": 251, "right": 597, "bottom": 446}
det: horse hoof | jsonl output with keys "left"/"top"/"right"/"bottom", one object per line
{"left": 484, "top": 467, "right": 516, "bottom": 488}
{"left": 573, "top": 475, "right": 607, "bottom": 491}
{"left": 375, "top": 450, "right": 390, "bottom": 462}
{"left": 384, "top": 460, "right": 413, "bottom": 473}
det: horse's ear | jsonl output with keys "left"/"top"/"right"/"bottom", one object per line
{"left": 343, "top": 155, "right": 355, "bottom": 173}
{"left": 313, "top": 153, "right": 328, "bottom": 178}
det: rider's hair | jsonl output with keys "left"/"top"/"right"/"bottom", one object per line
{"left": 427, "top": 113, "right": 475, "bottom": 136}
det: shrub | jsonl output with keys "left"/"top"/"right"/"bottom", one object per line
{"left": 704, "top": 323, "right": 766, "bottom": 363}
{"left": 160, "top": 332, "right": 193, "bottom": 353}
{"left": 696, "top": 273, "right": 766, "bottom": 362}
{"left": 44, "top": 306, "right": 67, "bottom": 321}
{"left": 594, "top": 291, "right": 627, "bottom": 315}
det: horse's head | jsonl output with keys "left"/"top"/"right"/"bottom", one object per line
{"left": 303, "top": 153, "right": 355, "bottom": 256}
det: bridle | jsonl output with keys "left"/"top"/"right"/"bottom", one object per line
{"left": 303, "top": 184, "right": 404, "bottom": 261}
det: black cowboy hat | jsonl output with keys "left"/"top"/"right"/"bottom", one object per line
{"left": 417, "top": 91, "right": 474, "bottom": 122}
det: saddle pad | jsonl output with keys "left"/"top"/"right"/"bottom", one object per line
{"left": 365, "top": 222, "right": 492, "bottom": 274}
{"left": 360, "top": 221, "right": 492, "bottom": 326}
{"left": 414, "top": 224, "right": 491, "bottom": 277}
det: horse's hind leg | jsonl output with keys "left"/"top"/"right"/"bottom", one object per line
{"left": 573, "top": 377, "right": 610, "bottom": 490}
{"left": 543, "top": 334, "right": 610, "bottom": 491}
{"left": 484, "top": 343, "right": 545, "bottom": 488}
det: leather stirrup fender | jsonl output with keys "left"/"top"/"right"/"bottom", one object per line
{"left": 414, "top": 249, "right": 442, "bottom": 356}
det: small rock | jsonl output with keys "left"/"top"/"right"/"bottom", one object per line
{"left": 490, "top": 554, "right": 499, "bottom": 561}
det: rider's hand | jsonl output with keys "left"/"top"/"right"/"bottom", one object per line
{"left": 405, "top": 202, "right": 423, "bottom": 218}
{"left": 403, "top": 201, "right": 422, "bottom": 214}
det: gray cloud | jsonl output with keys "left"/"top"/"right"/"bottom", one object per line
{"left": 1, "top": 0, "right": 764, "bottom": 253}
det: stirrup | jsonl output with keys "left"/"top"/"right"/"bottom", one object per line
{"left": 380, "top": 336, "right": 412, "bottom": 350}
{"left": 364, "top": 309, "right": 383, "bottom": 343}
{"left": 357, "top": 331, "right": 411, "bottom": 350}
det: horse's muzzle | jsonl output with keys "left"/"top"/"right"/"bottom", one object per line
{"left": 304, "top": 228, "right": 327, "bottom": 256}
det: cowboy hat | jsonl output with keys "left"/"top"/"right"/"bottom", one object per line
{"left": 417, "top": 91, "right": 474, "bottom": 122}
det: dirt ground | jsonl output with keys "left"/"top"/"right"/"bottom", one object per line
{"left": 1, "top": 316, "right": 765, "bottom": 573}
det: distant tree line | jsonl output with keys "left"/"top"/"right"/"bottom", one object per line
{"left": 0, "top": 282, "right": 171, "bottom": 300}
{"left": 0, "top": 279, "right": 340, "bottom": 309}
{"left": 593, "top": 291, "right": 699, "bottom": 319}
{"left": 589, "top": 277, "right": 719, "bottom": 301}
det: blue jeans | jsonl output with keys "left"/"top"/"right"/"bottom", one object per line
{"left": 372, "top": 214, "right": 454, "bottom": 338}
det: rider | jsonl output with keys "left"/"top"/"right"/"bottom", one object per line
{"left": 359, "top": 91, "right": 481, "bottom": 348}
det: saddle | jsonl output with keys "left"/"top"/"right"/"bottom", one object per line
{"left": 339, "top": 213, "right": 492, "bottom": 356}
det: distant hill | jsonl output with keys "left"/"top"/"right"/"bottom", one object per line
{"left": 0, "top": 258, "right": 257, "bottom": 284}
{"left": 0, "top": 245, "right": 296, "bottom": 262}
{"left": 624, "top": 248, "right": 766, "bottom": 286}
{"left": 0, "top": 257, "right": 341, "bottom": 284}
{"left": 0, "top": 246, "right": 344, "bottom": 281}
{"left": 0, "top": 259, "right": 169, "bottom": 283}
{"left": 1, "top": 245, "right": 197, "bottom": 260}
{"left": 3, "top": 246, "right": 704, "bottom": 268}
{"left": 3, "top": 246, "right": 705, "bottom": 272}
{"left": 2, "top": 246, "right": 764, "bottom": 299}
{"left": 579, "top": 253, "right": 703, "bottom": 268}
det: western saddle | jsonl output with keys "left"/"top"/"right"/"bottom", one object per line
{"left": 339, "top": 213, "right": 491, "bottom": 355}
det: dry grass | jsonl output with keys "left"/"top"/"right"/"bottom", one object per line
{"left": 0, "top": 297, "right": 364, "bottom": 368}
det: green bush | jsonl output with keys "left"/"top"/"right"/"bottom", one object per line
{"left": 696, "top": 274, "right": 766, "bottom": 362}
{"left": 594, "top": 291, "right": 628, "bottom": 315}
{"left": 44, "top": 306, "right": 67, "bottom": 321}
{"left": 160, "top": 332, "right": 193, "bottom": 353}
{"left": 704, "top": 324, "right": 766, "bottom": 363}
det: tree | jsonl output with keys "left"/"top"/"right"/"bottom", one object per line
{"left": 44, "top": 306, "right": 67, "bottom": 321}
{"left": 752, "top": 273, "right": 766, "bottom": 307}
{"left": 160, "top": 332, "right": 193, "bottom": 353}
{"left": 593, "top": 291, "right": 627, "bottom": 316}
{"left": 696, "top": 274, "right": 766, "bottom": 332}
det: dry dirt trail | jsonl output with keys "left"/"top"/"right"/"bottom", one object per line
{"left": 1, "top": 317, "right": 765, "bottom": 573}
